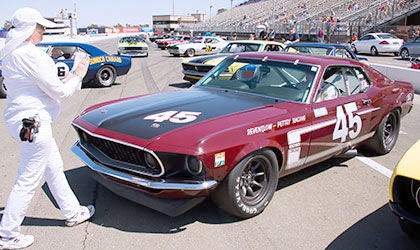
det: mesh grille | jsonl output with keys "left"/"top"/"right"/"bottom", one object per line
{"left": 78, "top": 129, "right": 162, "bottom": 176}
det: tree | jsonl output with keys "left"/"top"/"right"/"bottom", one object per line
{"left": 217, "top": 8, "right": 227, "bottom": 15}
{"left": 114, "top": 23, "right": 123, "bottom": 27}
{"left": 2, "top": 20, "right": 12, "bottom": 30}
{"left": 87, "top": 24, "right": 99, "bottom": 29}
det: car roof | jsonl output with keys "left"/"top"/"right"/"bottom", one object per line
{"left": 230, "top": 52, "right": 363, "bottom": 67}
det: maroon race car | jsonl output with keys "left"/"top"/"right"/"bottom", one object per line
{"left": 156, "top": 35, "right": 191, "bottom": 50}
{"left": 71, "top": 52, "right": 414, "bottom": 218}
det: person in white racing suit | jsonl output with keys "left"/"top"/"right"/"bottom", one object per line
{"left": 0, "top": 8, "right": 94, "bottom": 249}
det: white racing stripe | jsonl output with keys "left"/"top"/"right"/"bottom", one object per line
{"left": 356, "top": 156, "right": 393, "bottom": 178}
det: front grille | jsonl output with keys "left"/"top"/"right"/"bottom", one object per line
{"left": 122, "top": 47, "right": 146, "bottom": 51}
{"left": 182, "top": 63, "right": 195, "bottom": 71}
{"left": 77, "top": 128, "right": 162, "bottom": 176}
{"left": 182, "top": 63, "right": 214, "bottom": 73}
{"left": 393, "top": 176, "right": 420, "bottom": 214}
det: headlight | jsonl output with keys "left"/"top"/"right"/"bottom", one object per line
{"left": 144, "top": 152, "right": 159, "bottom": 171}
{"left": 185, "top": 155, "right": 203, "bottom": 175}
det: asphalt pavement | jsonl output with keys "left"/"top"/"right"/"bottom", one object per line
{"left": 0, "top": 37, "right": 419, "bottom": 250}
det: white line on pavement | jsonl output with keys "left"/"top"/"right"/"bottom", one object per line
{"left": 356, "top": 156, "right": 393, "bottom": 178}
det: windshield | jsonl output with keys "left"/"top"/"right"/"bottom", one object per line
{"left": 196, "top": 58, "right": 318, "bottom": 102}
{"left": 287, "top": 46, "right": 333, "bottom": 56}
{"left": 120, "top": 37, "right": 143, "bottom": 43}
{"left": 220, "top": 43, "right": 262, "bottom": 53}
{"left": 377, "top": 34, "right": 398, "bottom": 39}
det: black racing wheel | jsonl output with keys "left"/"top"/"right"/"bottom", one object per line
{"left": 212, "top": 149, "right": 279, "bottom": 218}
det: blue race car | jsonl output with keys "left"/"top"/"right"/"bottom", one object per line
{"left": 285, "top": 42, "right": 369, "bottom": 64}
{"left": 0, "top": 42, "right": 132, "bottom": 98}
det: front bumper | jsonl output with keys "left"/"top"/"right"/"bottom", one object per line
{"left": 72, "top": 142, "right": 217, "bottom": 191}
{"left": 389, "top": 201, "right": 420, "bottom": 225}
{"left": 168, "top": 49, "right": 185, "bottom": 55}
{"left": 72, "top": 142, "right": 218, "bottom": 216}
{"left": 118, "top": 50, "right": 148, "bottom": 57}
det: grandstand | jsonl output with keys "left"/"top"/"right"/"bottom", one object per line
{"left": 180, "top": 0, "right": 420, "bottom": 41}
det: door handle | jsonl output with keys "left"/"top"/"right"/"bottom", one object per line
{"left": 362, "top": 99, "right": 371, "bottom": 106}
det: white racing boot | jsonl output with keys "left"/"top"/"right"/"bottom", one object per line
{"left": 65, "top": 205, "right": 95, "bottom": 227}
{"left": 0, "top": 234, "right": 34, "bottom": 249}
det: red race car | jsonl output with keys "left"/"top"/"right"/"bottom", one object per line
{"left": 71, "top": 52, "right": 414, "bottom": 218}
{"left": 156, "top": 35, "right": 191, "bottom": 50}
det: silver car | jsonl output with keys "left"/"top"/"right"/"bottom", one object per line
{"left": 399, "top": 36, "right": 420, "bottom": 60}
{"left": 351, "top": 33, "right": 404, "bottom": 56}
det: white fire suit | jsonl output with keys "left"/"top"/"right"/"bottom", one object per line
{"left": 0, "top": 41, "right": 82, "bottom": 238}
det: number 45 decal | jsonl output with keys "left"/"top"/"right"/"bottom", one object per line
{"left": 144, "top": 111, "right": 202, "bottom": 124}
{"left": 333, "top": 102, "right": 362, "bottom": 142}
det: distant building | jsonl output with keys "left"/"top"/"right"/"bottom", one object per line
{"left": 152, "top": 14, "right": 205, "bottom": 33}
{"left": 44, "top": 17, "right": 68, "bottom": 36}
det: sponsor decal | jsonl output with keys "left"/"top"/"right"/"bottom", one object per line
{"left": 90, "top": 56, "right": 122, "bottom": 65}
{"left": 247, "top": 115, "right": 306, "bottom": 136}
{"left": 205, "top": 45, "right": 213, "bottom": 52}
{"left": 247, "top": 123, "right": 273, "bottom": 136}
{"left": 215, "top": 152, "right": 225, "bottom": 167}
{"left": 314, "top": 107, "right": 328, "bottom": 118}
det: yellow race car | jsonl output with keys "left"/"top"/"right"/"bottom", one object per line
{"left": 389, "top": 136, "right": 420, "bottom": 239}
{"left": 117, "top": 36, "right": 148, "bottom": 57}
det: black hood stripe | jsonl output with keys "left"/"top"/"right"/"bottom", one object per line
{"left": 80, "top": 88, "right": 280, "bottom": 140}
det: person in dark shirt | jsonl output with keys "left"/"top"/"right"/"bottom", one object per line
{"left": 288, "top": 28, "right": 300, "bottom": 44}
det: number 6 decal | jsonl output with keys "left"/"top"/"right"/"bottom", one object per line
{"left": 144, "top": 111, "right": 202, "bottom": 124}
{"left": 333, "top": 102, "right": 362, "bottom": 142}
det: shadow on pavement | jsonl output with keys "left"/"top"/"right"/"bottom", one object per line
{"left": 326, "top": 204, "right": 420, "bottom": 250}
{"left": 0, "top": 155, "right": 356, "bottom": 233}
{"left": 168, "top": 82, "right": 193, "bottom": 88}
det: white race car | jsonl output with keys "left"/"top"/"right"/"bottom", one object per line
{"left": 167, "top": 36, "right": 228, "bottom": 57}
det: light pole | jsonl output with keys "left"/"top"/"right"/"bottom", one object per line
{"left": 172, "top": 0, "right": 175, "bottom": 15}
{"left": 209, "top": 5, "right": 213, "bottom": 29}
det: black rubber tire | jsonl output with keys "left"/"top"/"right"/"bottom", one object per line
{"left": 400, "top": 48, "right": 409, "bottom": 60}
{"left": 0, "top": 76, "right": 6, "bottom": 98}
{"left": 359, "top": 110, "right": 400, "bottom": 155}
{"left": 211, "top": 149, "right": 279, "bottom": 218}
{"left": 94, "top": 65, "right": 116, "bottom": 87}
{"left": 371, "top": 46, "right": 378, "bottom": 56}
{"left": 399, "top": 218, "right": 420, "bottom": 240}
{"left": 185, "top": 48, "right": 195, "bottom": 57}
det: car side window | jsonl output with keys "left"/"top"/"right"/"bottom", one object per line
{"left": 354, "top": 67, "right": 371, "bottom": 92}
{"left": 344, "top": 68, "right": 361, "bottom": 95}
{"left": 264, "top": 44, "right": 280, "bottom": 52}
{"left": 50, "top": 46, "right": 77, "bottom": 60}
{"left": 205, "top": 38, "right": 213, "bottom": 43}
{"left": 315, "top": 66, "right": 347, "bottom": 102}
{"left": 359, "top": 35, "right": 368, "bottom": 41}
{"left": 336, "top": 49, "right": 353, "bottom": 58}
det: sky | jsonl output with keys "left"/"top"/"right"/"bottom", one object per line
{"left": 0, "top": 0, "right": 239, "bottom": 28}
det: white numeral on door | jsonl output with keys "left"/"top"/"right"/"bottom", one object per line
{"left": 333, "top": 102, "right": 362, "bottom": 142}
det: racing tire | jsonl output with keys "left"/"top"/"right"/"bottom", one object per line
{"left": 370, "top": 46, "right": 378, "bottom": 56}
{"left": 358, "top": 110, "right": 400, "bottom": 155}
{"left": 399, "top": 218, "right": 420, "bottom": 240}
{"left": 400, "top": 49, "right": 410, "bottom": 60}
{"left": 185, "top": 48, "right": 195, "bottom": 57}
{"left": 211, "top": 149, "right": 279, "bottom": 219}
{"left": 94, "top": 65, "right": 116, "bottom": 87}
{"left": 0, "top": 76, "right": 6, "bottom": 98}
